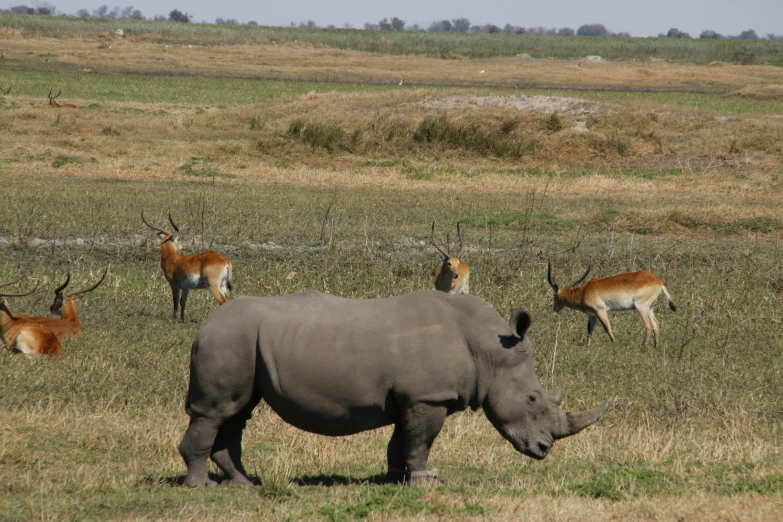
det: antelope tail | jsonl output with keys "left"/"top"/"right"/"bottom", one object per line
{"left": 662, "top": 286, "right": 677, "bottom": 312}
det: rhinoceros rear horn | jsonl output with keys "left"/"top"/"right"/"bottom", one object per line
{"left": 548, "top": 386, "right": 563, "bottom": 406}
{"left": 554, "top": 399, "right": 611, "bottom": 439}
{"left": 509, "top": 309, "right": 531, "bottom": 339}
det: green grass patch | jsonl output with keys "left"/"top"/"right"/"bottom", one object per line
{"left": 176, "top": 157, "right": 236, "bottom": 178}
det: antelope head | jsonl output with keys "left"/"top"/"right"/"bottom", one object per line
{"left": 547, "top": 261, "right": 591, "bottom": 312}
{"left": 142, "top": 212, "right": 184, "bottom": 252}
{"left": 431, "top": 222, "right": 470, "bottom": 294}
{"left": 50, "top": 267, "right": 109, "bottom": 315}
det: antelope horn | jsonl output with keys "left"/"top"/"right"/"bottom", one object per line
{"left": 0, "top": 281, "right": 40, "bottom": 298}
{"left": 54, "top": 271, "right": 71, "bottom": 294}
{"left": 456, "top": 222, "right": 465, "bottom": 258}
{"left": 168, "top": 212, "right": 180, "bottom": 233}
{"left": 553, "top": 399, "right": 611, "bottom": 440}
{"left": 547, "top": 261, "right": 557, "bottom": 289}
{"left": 141, "top": 212, "right": 170, "bottom": 236}
{"left": 0, "top": 276, "right": 23, "bottom": 289}
{"left": 47, "top": 87, "right": 52, "bottom": 98}
{"left": 66, "top": 266, "right": 110, "bottom": 297}
{"left": 430, "top": 222, "right": 450, "bottom": 259}
{"left": 567, "top": 263, "right": 592, "bottom": 289}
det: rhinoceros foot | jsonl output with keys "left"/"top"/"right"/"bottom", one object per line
{"left": 385, "top": 468, "right": 407, "bottom": 484}
{"left": 220, "top": 476, "right": 253, "bottom": 487}
{"left": 407, "top": 469, "right": 442, "bottom": 487}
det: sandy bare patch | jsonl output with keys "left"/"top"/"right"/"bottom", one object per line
{"left": 410, "top": 94, "right": 600, "bottom": 115}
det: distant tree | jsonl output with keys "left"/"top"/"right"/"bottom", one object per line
{"left": 93, "top": 4, "right": 108, "bottom": 18}
{"left": 428, "top": 20, "right": 451, "bottom": 32}
{"left": 699, "top": 30, "right": 722, "bottom": 39}
{"left": 577, "top": 24, "right": 609, "bottom": 36}
{"left": 665, "top": 28, "right": 691, "bottom": 38}
{"left": 247, "top": 20, "right": 258, "bottom": 26}
{"left": 488, "top": 25, "right": 501, "bottom": 33}
{"left": 363, "top": 23, "right": 378, "bottom": 30}
{"left": 409, "top": 23, "right": 421, "bottom": 31}
{"left": 76, "top": 8, "right": 90, "bottom": 18}
{"left": 298, "top": 20, "right": 317, "bottom": 28}
{"left": 557, "top": 27, "right": 575, "bottom": 36}
{"left": 153, "top": 14, "right": 166, "bottom": 21}
{"left": 767, "top": 33, "right": 783, "bottom": 41}
{"left": 502, "top": 24, "right": 517, "bottom": 34}
{"left": 390, "top": 17, "right": 405, "bottom": 31}
{"left": 737, "top": 29, "right": 758, "bottom": 40}
{"left": 378, "top": 18, "right": 392, "bottom": 30}
{"left": 451, "top": 17, "right": 470, "bottom": 33}
{"left": 121, "top": 7, "right": 143, "bottom": 20}
{"left": 614, "top": 32, "right": 630, "bottom": 37}
{"left": 168, "top": 9, "right": 191, "bottom": 23}
{"left": 216, "top": 18, "right": 238, "bottom": 25}
{"left": 8, "top": 5, "right": 35, "bottom": 14}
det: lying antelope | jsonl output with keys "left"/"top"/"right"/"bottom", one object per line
{"left": 48, "top": 88, "right": 77, "bottom": 109}
{"left": 0, "top": 278, "right": 62, "bottom": 358}
{"left": 431, "top": 222, "right": 470, "bottom": 294}
{"left": 23, "top": 268, "right": 109, "bottom": 338}
{"left": 547, "top": 262, "right": 676, "bottom": 348}
{"left": 1, "top": 86, "right": 10, "bottom": 96}
{"left": 143, "top": 212, "right": 233, "bottom": 320}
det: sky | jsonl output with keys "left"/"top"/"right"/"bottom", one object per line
{"left": 2, "top": 0, "right": 781, "bottom": 37}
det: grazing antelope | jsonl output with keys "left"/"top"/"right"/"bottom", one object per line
{"left": 142, "top": 212, "right": 233, "bottom": 320}
{"left": 547, "top": 262, "right": 676, "bottom": 348}
{"left": 48, "top": 88, "right": 77, "bottom": 109}
{"left": 431, "top": 222, "right": 470, "bottom": 294}
{"left": 0, "top": 279, "right": 62, "bottom": 358}
{"left": 23, "top": 268, "right": 109, "bottom": 338}
{"left": 1, "top": 86, "right": 10, "bottom": 96}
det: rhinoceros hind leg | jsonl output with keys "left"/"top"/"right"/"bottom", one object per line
{"left": 385, "top": 423, "right": 406, "bottom": 483}
{"left": 402, "top": 403, "right": 447, "bottom": 487}
{"left": 211, "top": 411, "right": 255, "bottom": 487}
{"left": 179, "top": 415, "right": 222, "bottom": 488}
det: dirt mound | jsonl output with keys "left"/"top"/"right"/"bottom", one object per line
{"left": 727, "top": 84, "right": 783, "bottom": 101}
{"left": 410, "top": 94, "right": 600, "bottom": 115}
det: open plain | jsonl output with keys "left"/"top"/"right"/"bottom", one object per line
{"left": 1, "top": 17, "right": 783, "bottom": 520}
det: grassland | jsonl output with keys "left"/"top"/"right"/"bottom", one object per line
{"left": 1, "top": 27, "right": 783, "bottom": 521}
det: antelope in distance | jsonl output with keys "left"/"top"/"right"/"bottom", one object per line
{"left": 0, "top": 278, "right": 62, "bottom": 358}
{"left": 547, "top": 262, "right": 677, "bottom": 348}
{"left": 142, "top": 212, "right": 233, "bottom": 320}
{"left": 48, "top": 88, "right": 77, "bottom": 108}
{"left": 22, "top": 268, "right": 109, "bottom": 338}
{"left": 431, "top": 222, "right": 470, "bottom": 294}
{"left": 1, "top": 86, "right": 10, "bottom": 96}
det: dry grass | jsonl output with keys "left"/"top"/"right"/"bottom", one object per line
{"left": 3, "top": 36, "right": 783, "bottom": 91}
{"left": 1, "top": 33, "right": 783, "bottom": 521}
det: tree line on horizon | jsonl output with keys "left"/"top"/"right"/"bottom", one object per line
{"left": 2, "top": 3, "right": 781, "bottom": 41}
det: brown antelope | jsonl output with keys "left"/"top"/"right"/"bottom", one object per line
{"left": 431, "top": 222, "right": 470, "bottom": 294}
{"left": 22, "top": 268, "right": 109, "bottom": 338}
{"left": 547, "top": 262, "right": 676, "bottom": 348}
{"left": 142, "top": 212, "right": 233, "bottom": 320}
{"left": 48, "top": 88, "right": 77, "bottom": 109}
{"left": 0, "top": 278, "right": 62, "bottom": 358}
{"left": 1, "top": 86, "right": 10, "bottom": 96}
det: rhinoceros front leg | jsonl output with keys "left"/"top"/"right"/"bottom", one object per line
{"left": 402, "top": 403, "right": 447, "bottom": 487}
{"left": 210, "top": 414, "right": 253, "bottom": 486}
{"left": 179, "top": 415, "right": 222, "bottom": 488}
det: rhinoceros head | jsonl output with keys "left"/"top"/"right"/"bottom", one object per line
{"left": 482, "top": 309, "right": 610, "bottom": 460}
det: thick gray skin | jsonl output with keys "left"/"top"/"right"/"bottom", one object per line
{"left": 179, "top": 290, "right": 610, "bottom": 488}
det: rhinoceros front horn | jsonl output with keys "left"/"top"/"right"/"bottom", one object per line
{"left": 553, "top": 399, "right": 611, "bottom": 440}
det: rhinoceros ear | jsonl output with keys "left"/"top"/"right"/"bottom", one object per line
{"left": 509, "top": 309, "right": 532, "bottom": 339}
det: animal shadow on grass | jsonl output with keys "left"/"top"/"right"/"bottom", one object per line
{"left": 294, "top": 473, "right": 390, "bottom": 487}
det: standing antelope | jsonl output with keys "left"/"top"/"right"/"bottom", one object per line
{"left": 142, "top": 212, "right": 233, "bottom": 320}
{"left": 48, "top": 88, "right": 77, "bottom": 108}
{"left": 23, "top": 268, "right": 109, "bottom": 338}
{"left": 547, "top": 262, "right": 676, "bottom": 348}
{"left": 0, "top": 278, "right": 62, "bottom": 358}
{"left": 431, "top": 222, "right": 470, "bottom": 294}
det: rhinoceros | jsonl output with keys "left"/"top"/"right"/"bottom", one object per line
{"left": 179, "top": 290, "right": 610, "bottom": 487}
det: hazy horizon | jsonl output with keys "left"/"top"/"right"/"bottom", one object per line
{"left": 1, "top": 0, "right": 781, "bottom": 38}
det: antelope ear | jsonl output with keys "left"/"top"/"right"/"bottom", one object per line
{"left": 509, "top": 309, "right": 532, "bottom": 339}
